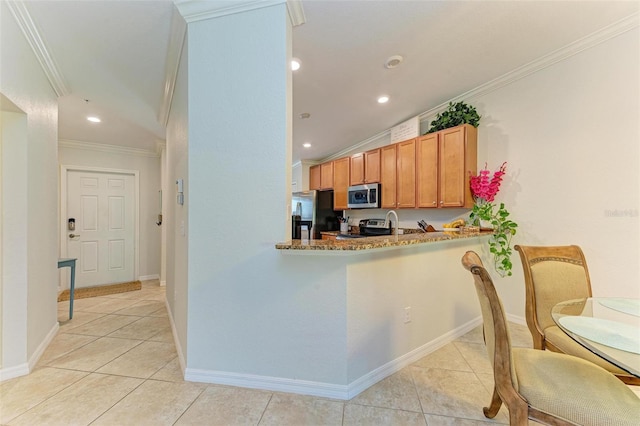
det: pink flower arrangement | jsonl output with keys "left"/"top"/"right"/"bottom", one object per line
{"left": 469, "top": 162, "right": 507, "bottom": 203}
{"left": 468, "top": 162, "right": 517, "bottom": 277}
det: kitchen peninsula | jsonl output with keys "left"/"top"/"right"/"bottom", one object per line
{"left": 273, "top": 228, "right": 491, "bottom": 399}
{"left": 276, "top": 229, "right": 490, "bottom": 252}
{"left": 277, "top": 120, "right": 487, "bottom": 397}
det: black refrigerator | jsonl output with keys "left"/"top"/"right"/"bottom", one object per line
{"left": 291, "top": 190, "right": 341, "bottom": 239}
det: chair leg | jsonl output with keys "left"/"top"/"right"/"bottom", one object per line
{"left": 509, "top": 406, "right": 529, "bottom": 426}
{"left": 618, "top": 375, "right": 640, "bottom": 386}
{"left": 483, "top": 387, "right": 502, "bottom": 419}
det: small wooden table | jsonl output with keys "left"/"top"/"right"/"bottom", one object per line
{"left": 57, "top": 258, "right": 77, "bottom": 319}
{"left": 552, "top": 297, "right": 640, "bottom": 377}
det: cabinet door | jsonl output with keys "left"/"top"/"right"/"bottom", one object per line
{"left": 364, "top": 149, "right": 381, "bottom": 183}
{"left": 416, "top": 134, "right": 439, "bottom": 208}
{"left": 380, "top": 145, "right": 397, "bottom": 208}
{"left": 396, "top": 139, "right": 416, "bottom": 208}
{"left": 333, "top": 157, "right": 350, "bottom": 210}
{"left": 349, "top": 153, "right": 365, "bottom": 186}
{"left": 309, "top": 165, "right": 321, "bottom": 190}
{"left": 439, "top": 127, "right": 466, "bottom": 207}
{"left": 320, "top": 161, "right": 334, "bottom": 190}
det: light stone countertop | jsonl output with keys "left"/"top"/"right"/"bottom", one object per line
{"left": 275, "top": 230, "right": 492, "bottom": 252}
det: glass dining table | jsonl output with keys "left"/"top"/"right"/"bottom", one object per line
{"left": 552, "top": 297, "right": 640, "bottom": 377}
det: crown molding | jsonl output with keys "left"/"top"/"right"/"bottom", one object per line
{"left": 59, "top": 139, "right": 160, "bottom": 158}
{"left": 6, "top": 1, "right": 70, "bottom": 97}
{"left": 324, "top": 129, "right": 391, "bottom": 163}
{"left": 286, "top": 0, "right": 306, "bottom": 27}
{"left": 418, "top": 12, "right": 640, "bottom": 123}
{"left": 291, "top": 159, "right": 319, "bottom": 169}
{"left": 159, "top": 8, "right": 187, "bottom": 127}
{"left": 156, "top": 140, "right": 167, "bottom": 155}
{"left": 173, "top": 0, "right": 286, "bottom": 23}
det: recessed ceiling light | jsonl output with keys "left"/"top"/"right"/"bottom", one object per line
{"left": 303, "top": 143, "right": 311, "bottom": 148}
{"left": 299, "top": 112, "right": 311, "bottom": 119}
{"left": 384, "top": 55, "right": 404, "bottom": 69}
{"left": 377, "top": 96, "right": 389, "bottom": 104}
{"left": 291, "top": 58, "right": 301, "bottom": 71}
{"left": 87, "top": 116, "right": 101, "bottom": 123}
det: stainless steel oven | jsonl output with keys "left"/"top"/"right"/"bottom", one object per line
{"left": 347, "top": 184, "right": 380, "bottom": 209}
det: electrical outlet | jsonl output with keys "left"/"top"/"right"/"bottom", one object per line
{"left": 404, "top": 306, "right": 412, "bottom": 324}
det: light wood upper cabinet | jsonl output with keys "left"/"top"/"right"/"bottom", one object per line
{"left": 320, "top": 161, "right": 334, "bottom": 190}
{"left": 307, "top": 124, "right": 477, "bottom": 209}
{"left": 309, "top": 165, "right": 321, "bottom": 190}
{"left": 364, "top": 149, "right": 381, "bottom": 183}
{"left": 396, "top": 138, "right": 416, "bottom": 208}
{"left": 309, "top": 161, "right": 335, "bottom": 191}
{"left": 417, "top": 124, "right": 477, "bottom": 208}
{"left": 380, "top": 144, "right": 397, "bottom": 209}
{"left": 439, "top": 125, "right": 477, "bottom": 208}
{"left": 349, "top": 153, "right": 365, "bottom": 186}
{"left": 416, "top": 133, "right": 439, "bottom": 208}
{"left": 350, "top": 148, "right": 381, "bottom": 186}
{"left": 333, "top": 157, "right": 350, "bottom": 210}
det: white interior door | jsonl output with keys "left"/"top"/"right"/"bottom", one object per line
{"left": 67, "top": 170, "right": 135, "bottom": 288}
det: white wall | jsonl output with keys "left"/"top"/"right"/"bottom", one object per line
{"left": 291, "top": 160, "right": 315, "bottom": 192}
{"left": 166, "top": 30, "right": 189, "bottom": 365}
{"left": 346, "top": 238, "right": 484, "bottom": 384}
{"left": 1, "top": 109, "right": 28, "bottom": 372}
{"left": 183, "top": 3, "right": 293, "bottom": 373}
{"left": 476, "top": 27, "right": 640, "bottom": 310}
{"left": 58, "top": 144, "right": 162, "bottom": 280}
{"left": 1, "top": 1, "right": 59, "bottom": 378}
{"left": 160, "top": 144, "right": 167, "bottom": 286}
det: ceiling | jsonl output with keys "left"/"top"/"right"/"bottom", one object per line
{"left": 19, "top": 1, "right": 639, "bottom": 162}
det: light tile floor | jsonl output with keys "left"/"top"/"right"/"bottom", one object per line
{"left": 1, "top": 280, "right": 637, "bottom": 425}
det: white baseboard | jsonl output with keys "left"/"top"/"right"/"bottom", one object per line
{"left": 165, "top": 298, "right": 186, "bottom": 375}
{"left": 185, "top": 368, "right": 348, "bottom": 399}
{"left": 0, "top": 362, "right": 30, "bottom": 382}
{"left": 345, "top": 316, "right": 483, "bottom": 399}
{"left": 506, "top": 313, "right": 526, "bottom": 326}
{"left": 28, "top": 322, "right": 59, "bottom": 372}
{"left": 138, "top": 274, "right": 160, "bottom": 281}
{"left": 184, "top": 317, "right": 483, "bottom": 400}
{"left": 0, "top": 322, "right": 59, "bottom": 382}
{"left": 160, "top": 280, "right": 166, "bottom": 287}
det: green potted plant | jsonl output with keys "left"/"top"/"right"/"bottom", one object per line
{"left": 426, "top": 101, "right": 481, "bottom": 134}
{"left": 469, "top": 162, "right": 518, "bottom": 277}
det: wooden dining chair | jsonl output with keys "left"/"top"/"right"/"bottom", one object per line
{"left": 515, "top": 244, "right": 639, "bottom": 385}
{"left": 461, "top": 251, "right": 640, "bottom": 425}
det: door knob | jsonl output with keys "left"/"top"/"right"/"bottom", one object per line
{"left": 69, "top": 233, "right": 80, "bottom": 238}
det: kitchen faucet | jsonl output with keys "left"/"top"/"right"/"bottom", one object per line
{"left": 385, "top": 210, "right": 399, "bottom": 239}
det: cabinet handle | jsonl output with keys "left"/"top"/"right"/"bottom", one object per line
{"left": 432, "top": 201, "right": 436, "bottom": 205}
{"left": 440, "top": 201, "right": 444, "bottom": 205}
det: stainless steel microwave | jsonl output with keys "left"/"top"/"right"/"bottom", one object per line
{"left": 347, "top": 184, "right": 380, "bottom": 209}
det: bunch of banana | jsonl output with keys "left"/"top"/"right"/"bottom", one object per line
{"left": 443, "top": 219, "right": 466, "bottom": 229}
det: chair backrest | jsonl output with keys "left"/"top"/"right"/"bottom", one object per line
{"left": 461, "top": 251, "right": 519, "bottom": 393}
{"left": 515, "top": 245, "right": 592, "bottom": 342}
